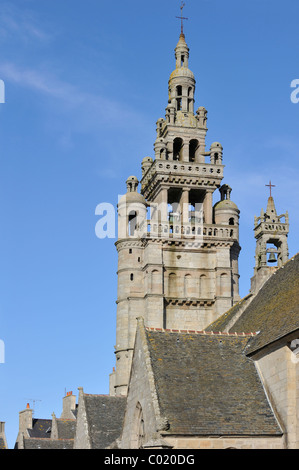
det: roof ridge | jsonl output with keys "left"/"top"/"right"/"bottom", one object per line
{"left": 146, "top": 327, "right": 258, "bottom": 337}
{"left": 84, "top": 393, "right": 109, "bottom": 396}
{"left": 25, "top": 437, "right": 74, "bottom": 441}
{"left": 57, "top": 418, "right": 76, "bottom": 421}
{"left": 84, "top": 393, "right": 126, "bottom": 398}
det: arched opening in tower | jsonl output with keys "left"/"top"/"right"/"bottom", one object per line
{"left": 189, "top": 139, "right": 199, "bottom": 162}
{"left": 173, "top": 137, "right": 183, "bottom": 161}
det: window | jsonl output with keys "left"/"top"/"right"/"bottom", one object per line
{"left": 131, "top": 402, "right": 145, "bottom": 449}
{"left": 173, "top": 138, "right": 183, "bottom": 161}
{"left": 130, "top": 273, "right": 134, "bottom": 281}
{"left": 189, "top": 139, "right": 199, "bottom": 162}
{"left": 128, "top": 211, "right": 137, "bottom": 236}
{"left": 176, "top": 85, "right": 182, "bottom": 96}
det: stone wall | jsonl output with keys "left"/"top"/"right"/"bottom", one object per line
{"left": 73, "top": 388, "right": 91, "bottom": 449}
{"left": 255, "top": 337, "right": 299, "bottom": 448}
{"left": 120, "top": 321, "right": 161, "bottom": 449}
{"left": 162, "top": 435, "right": 284, "bottom": 449}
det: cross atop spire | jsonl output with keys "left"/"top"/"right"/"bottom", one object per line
{"left": 176, "top": 2, "right": 188, "bottom": 36}
{"left": 265, "top": 180, "right": 276, "bottom": 198}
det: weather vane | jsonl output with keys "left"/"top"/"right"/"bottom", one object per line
{"left": 176, "top": 2, "right": 188, "bottom": 35}
{"left": 265, "top": 180, "right": 276, "bottom": 198}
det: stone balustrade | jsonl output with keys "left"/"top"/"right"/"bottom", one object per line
{"left": 137, "top": 221, "right": 237, "bottom": 241}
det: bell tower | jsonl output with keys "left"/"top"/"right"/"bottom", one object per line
{"left": 250, "top": 184, "right": 289, "bottom": 294}
{"left": 111, "top": 21, "right": 241, "bottom": 396}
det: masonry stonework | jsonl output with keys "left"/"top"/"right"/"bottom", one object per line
{"left": 111, "top": 32, "right": 241, "bottom": 397}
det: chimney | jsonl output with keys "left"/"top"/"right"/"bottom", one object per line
{"left": 0, "top": 422, "right": 8, "bottom": 448}
{"left": 60, "top": 391, "right": 76, "bottom": 419}
{"left": 19, "top": 404, "right": 33, "bottom": 434}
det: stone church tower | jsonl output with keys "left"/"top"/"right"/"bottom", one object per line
{"left": 111, "top": 32, "right": 241, "bottom": 396}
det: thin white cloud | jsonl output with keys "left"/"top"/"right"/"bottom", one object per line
{"left": 0, "top": 62, "right": 82, "bottom": 101}
{"left": 0, "top": 3, "right": 50, "bottom": 42}
{"left": 0, "top": 61, "right": 147, "bottom": 129}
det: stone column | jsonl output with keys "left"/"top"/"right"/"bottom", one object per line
{"left": 195, "top": 139, "right": 206, "bottom": 163}
{"left": 182, "top": 91, "right": 188, "bottom": 114}
{"left": 182, "top": 140, "right": 189, "bottom": 162}
{"left": 158, "top": 187, "right": 168, "bottom": 224}
{"left": 280, "top": 238, "right": 289, "bottom": 265}
{"left": 180, "top": 188, "right": 189, "bottom": 223}
{"left": 203, "top": 190, "right": 213, "bottom": 224}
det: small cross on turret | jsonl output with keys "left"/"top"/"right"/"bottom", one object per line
{"left": 265, "top": 180, "right": 276, "bottom": 198}
{"left": 176, "top": 2, "right": 188, "bottom": 36}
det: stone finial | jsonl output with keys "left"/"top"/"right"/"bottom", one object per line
{"left": 219, "top": 184, "right": 232, "bottom": 201}
{"left": 196, "top": 107, "right": 207, "bottom": 128}
{"left": 126, "top": 176, "right": 139, "bottom": 193}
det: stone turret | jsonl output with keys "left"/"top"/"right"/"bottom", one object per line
{"left": 114, "top": 177, "right": 148, "bottom": 395}
{"left": 250, "top": 195, "right": 289, "bottom": 294}
{"left": 168, "top": 33, "right": 195, "bottom": 116}
{"left": 214, "top": 184, "right": 240, "bottom": 227}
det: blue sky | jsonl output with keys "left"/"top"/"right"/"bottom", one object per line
{"left": 0, "top": 0, "right": 298, "bottom": 448}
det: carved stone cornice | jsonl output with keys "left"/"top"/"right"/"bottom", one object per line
{"left": 141, "top": 159, "right": 224, "bottom": 200}
{"left": 115, "top": 239, "right": 145, "bottom": 251}
{"left": 165, "top": 297, "right": 215, "bottom": 307}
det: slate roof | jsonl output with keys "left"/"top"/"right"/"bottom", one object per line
{"left": 145, "top": 329, "right": 282, "bottom": 436}
{"left": 205, "top": 294, "right": 253, "bottom": 333}
{"left": 207, "top": 253, "right": 299, "bottom": 354}
{"left": 56, "top": 419, "right": 76, "bottom": 439}
{"left": 27, "top": 419, "right": 52, "bottom": 438}
{"left": 84, "top": 394, "right": 126, "bottom": 449}
{"left": 23, "top": 438, "right": 73, "bottom": 449}
{"left": 18, "top": 416, "right": 76, "bottom": 448}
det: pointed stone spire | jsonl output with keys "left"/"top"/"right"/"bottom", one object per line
{"left": 175, "top": 32, "right": 190, "bottom": 69}
{"left": 265, "top": 196, "right": 277, "bottom": 219}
